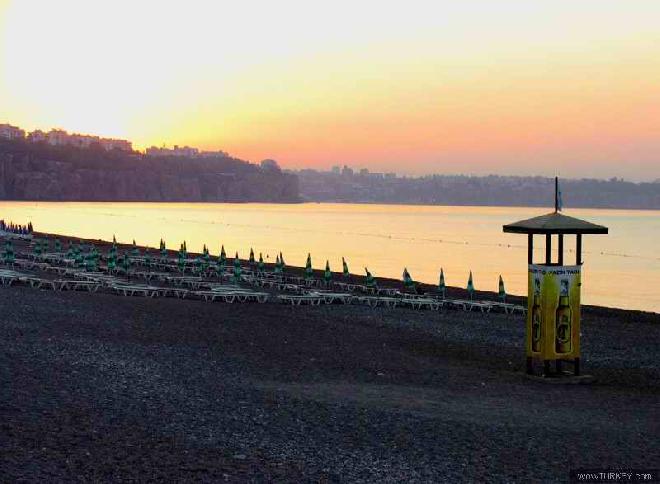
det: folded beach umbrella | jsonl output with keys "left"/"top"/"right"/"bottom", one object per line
{"left": 324, "top": 260, "right": 332, "bottom": 284}
{"left": 177, "top": 244, "right": 186, "bottom": 272}
{"left": 305, "top": 253, "right": 313, "bottom": 279}
{"left": 113, "top": 235, "right": 117, "bottom": 245}
{"left": 54, "top": 238, "right": 62, "bottom": 253}
{"left": 274, "top": 254, "right": 282, "bottom": 275}
{"left": 342, "top": 257, "right": 349, "bottom": 278}
{"left": 438, "top": 268, "right": 446, "bottom": 298}
{"left": 131, "top": 240, "right": 140, "bottom": 257}
{"left": 365, "top": 267, "right": 376, "bottom": 287}
{"left": 233, "top": 251, "right": 242, "bottom": 282}
{"left": 258, "top": 253, "right": 265, "bottom": 273}
{"left": 183, "top": 240, "right": 187, "bottom": 254}
{"left": 74, "top": 245, "right": 84, "bottom": 268}
{"left": 220, "top": 245, "right": 227, "bottom": 266}
{"left": 194, "top": 256, "right": 203, "bottom": 274}
{"left": 66, "top": 241, "right": 75, "bottom": 259}
{"left": 121, "top": 250, "right": 131, "bottom": 274}
{"left": 33, "top": 239, "right": 42, "bottom": 257}
{"left": 106, "top": 247, "right": 116, "bottom": 272}
{"left": 202, "top": 246, "right": 210, "bottom": 270}
{"left": 402, "top": 267, "right": 414, "bottom": 289}
{"left": 249, "top": 248, "right": 255, "bottom": 266}
{"left": 498, "top": 275, "right": 506, "bottom": 302}
{"left": 85, "top": 248, "right": 97, "bottom": 271}
{"left": 3, "top": 240, "right": 15, "bottom": 264}
{"left": 160, "top": 239, "right": 167, "bottom": 258}
{"left": 467, "top": 271, "right": 475, "bottom": 300}
{"left": 279, "top": 252, "right": 285, "bottom": 267}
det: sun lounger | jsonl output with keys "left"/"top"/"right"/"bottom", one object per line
{"left": 308, "top": 291, "right": 353, "bottom": 304}
{"left": 23, "top": 277, "right": 58, "bottom": 290}
{"left": 487, "top": 302, "right": 527, "bottom": 314}
{"left": 354, "top": 296, "right": 398, "bottom": 308}
{"left": 110, "top": 284, "right": 160, "bottom": 297}
{"left": 0, "top": 272, "right": 19, "bottom": 286}
{"left": 443, "top": 299, "right": 469, "bottom": 311}
{"left": 278, "top": 294, "right": 323, "bottom": 306}
{"left": 399, "top": 297, "right": 442, "bottom": 310}
{"left": 55, "top": 280, "right": 100, "bottom": 292}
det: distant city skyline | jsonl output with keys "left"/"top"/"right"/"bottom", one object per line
{"left": 2, "top": 0, "right": 660, "bottom": 181}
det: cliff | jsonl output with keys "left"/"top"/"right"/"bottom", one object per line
{"left": 0, "top": 140, "right": 299, "bottom": 202}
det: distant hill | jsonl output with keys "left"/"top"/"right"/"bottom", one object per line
{"left": 0, "top": 140, "right": 299, "bottom": 202}
{"left": 295, "top": 171, "right": 660, "bottom": 210}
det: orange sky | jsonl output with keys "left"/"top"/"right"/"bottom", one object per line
{"left": 1, "top": 0, "right": 659, "bottom": 180}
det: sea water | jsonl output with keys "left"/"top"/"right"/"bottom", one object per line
{"left": 1, "top": 201, "right": 658, "bottom": 312}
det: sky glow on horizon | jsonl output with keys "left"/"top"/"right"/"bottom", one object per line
{"left": 1, "top": 0, "right": 659, "bottom": 180}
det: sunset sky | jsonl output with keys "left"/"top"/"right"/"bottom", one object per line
{"left": 1, "top": 0, "right": 659, "bottom": 180}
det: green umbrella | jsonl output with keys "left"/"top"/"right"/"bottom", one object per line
{"left": 274, "top": 254, "right": 282, "bottom": 275}
{"left": 233, "top": 252, "right": 242, "bottom": 282}
{"left": 438, "top": 268, "right": 446, "bottom": 298}
{"left": 193, "top": 256, "right": 203, "bottom": 274}
{"left": 498, "top": 275, "right": 506, "bottom": 302}
{"left": 121, "top": 251, "right": 131, "bottom": 274}
{"left": 85, "top": 248, "right": 96, "bottom": 271}
{"left": 33, "top": 239, "right": 42, "bottom": 257}
{"left": 144, "top": 247, "right": 152, "bottom": 268}
{"left": 54, "top": 238, "right": 62, "bottom": 253}
{"left": 342, "top": 257, "right": 349, "bottom": 278}
{"left": 74, "top": 245, "right": 84, "bottom": 268}
{"left": 107, "top": 247, "right": 116, "bottom": 272}
{"left": 131, "top": 240, "right": 140, "bottom": 257}
{"left": 258, "top": 253, "right": 265, "bottom": 274}
{"left": 365, "top": 267, "right": 376, "bottom": 287}
{"left": 249, "top": 248, "right": 255, "bottom": 266}
{"left": 305, "top": 253, "right": 313, "bottom": 279}
{"left": 220, "top": 245, "right": 227, "bottom": 265}
{"left": 467, "top": 271, "right": 475, "bottom": 300}
{"left": 402, "top": 267, "right": 414, "bottom": 290}
{"left": 113, "top": 235, "right": 117, "bottom": 244}
{"left": 279, "top": 252, "right": 285, "bottom": 267}
{"left": 160, "top": 239, "right": 167, "bottom": 258}
{"left": 66, "top": 241, "right": 75, "bottom": 259}
{"left": 177, "top": 244, "right": 186, "bottom": 272}
{"left": 3, "top": 240, "right": 15, "bottom": 264}
{"left": 324, "top": 260, "right": 332, "bottom": 285}
{"left": 183, "top": 240, "right": 187, "bottom": 254}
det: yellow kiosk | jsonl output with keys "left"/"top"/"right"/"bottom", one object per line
{"left": 503, "top": 178, "right": 607, "bottom": 377}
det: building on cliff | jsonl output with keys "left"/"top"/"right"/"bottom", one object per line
{"left": 0, "top": 124, "right": 26, "bottom": 140}
{"left": 146, "top": 145, "right": 199, "bottom": 157}
{"left": 23, "top": 127, "right": 132, "bottom": 152}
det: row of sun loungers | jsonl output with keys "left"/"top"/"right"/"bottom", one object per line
{"left": 2, "top": 245, "right": 528, "bottom": 314}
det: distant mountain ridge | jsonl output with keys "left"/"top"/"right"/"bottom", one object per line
{"left": 295, "top": 171, "right": 660, "bottom": 210}
{"left": 0, "top": 139, "right": 299, "bottom": 202}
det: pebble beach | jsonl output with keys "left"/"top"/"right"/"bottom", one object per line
{"left": 1, "top": 233, "right": 659, "bottom": 482}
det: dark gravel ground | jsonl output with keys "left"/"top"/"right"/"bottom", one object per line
{"left": 1, "top": 286, "right": 658, "bottom": 482}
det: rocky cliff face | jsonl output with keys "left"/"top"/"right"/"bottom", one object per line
{"left": 0, "top": 143, "right": 299, "bottom": 202}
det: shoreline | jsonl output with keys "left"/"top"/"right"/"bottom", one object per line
{"left": 23, "top": 228, "right": 658, "bottom": 318}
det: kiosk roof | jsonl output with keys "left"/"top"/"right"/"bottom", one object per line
{"left": 503, "top": 212, "right": 608, "bottom": 235}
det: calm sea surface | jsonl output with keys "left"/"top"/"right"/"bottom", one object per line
{"left": 1, "top": 202, "right": 658, "bottom": 312}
